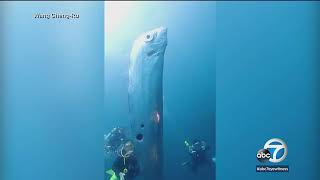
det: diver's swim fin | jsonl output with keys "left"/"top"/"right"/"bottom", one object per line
{"left": 106, "top": 169, "right": 115, "bottom": 175}
{"left": 106, "top": 169, "right": 119, "bottom": 180}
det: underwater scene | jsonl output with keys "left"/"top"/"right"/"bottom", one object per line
{"left": 104, "top": 2, "right": 216, "bottom": 180}
{"left": 3, "top": 1, "right": 319, "bottom": 180}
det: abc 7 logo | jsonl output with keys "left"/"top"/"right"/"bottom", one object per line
{"left": 257, "top": 138, "right": 287, "bottom": 163}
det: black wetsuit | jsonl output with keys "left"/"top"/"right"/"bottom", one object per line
{"left": 187, "top": 140, "right": 213, "bottom": 173}
{"left": 112, "top": 155, "right": 140, "bottom": 180}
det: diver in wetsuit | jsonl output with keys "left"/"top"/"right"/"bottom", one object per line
{"left": 182, "top": 139, "right": 214, "bottom": 173}
{"left": 104, "top": 127, "right": 127, "bottom": 155}
{"left": 106, "top": 140, "right": 140, "bottom": 180}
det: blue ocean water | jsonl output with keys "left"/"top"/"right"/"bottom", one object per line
{"left": 2, "top": 2, "right": 105, "bottom": 180}
{"left": 217, "top": 2, "right": 320, "bottom": 180}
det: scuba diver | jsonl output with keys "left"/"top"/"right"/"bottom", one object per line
{"left": 106, "top": 140, "right": 140, "bottom": 180}
{"left": 104, "top": 127, "right": 127, "bottom": 155}
{"left": 182, "top": 139, "right": 215, "bottom": 173}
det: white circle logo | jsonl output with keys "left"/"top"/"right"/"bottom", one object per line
{"left": 264, "top": 138, "right": 287, "bottom": 163}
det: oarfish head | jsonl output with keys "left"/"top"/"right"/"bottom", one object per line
{"left": 130, "top": 27, "right": 168, "bottom": 73}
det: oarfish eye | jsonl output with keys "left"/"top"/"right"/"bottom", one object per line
{"left": 144, "top": 33, "right": 154, "bottom": 42}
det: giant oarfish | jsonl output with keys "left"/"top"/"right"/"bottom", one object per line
{"left": 128, "top": 27, "right": 168, "bottom": 180}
